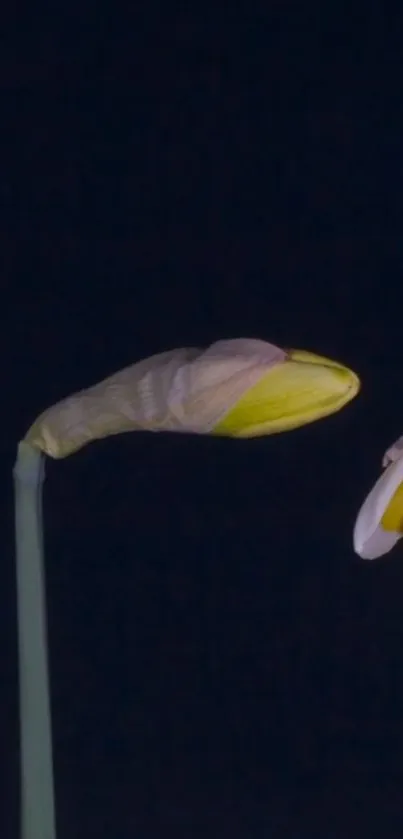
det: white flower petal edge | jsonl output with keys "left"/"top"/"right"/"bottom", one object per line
{"left": 382, "top": 433, "right": 403, "bottom": 468}
{"left": 354, "top": 451, "right": 403, "bottom": 559}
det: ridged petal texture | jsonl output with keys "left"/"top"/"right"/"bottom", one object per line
{"left": 24, "top": 338, "right": 360, "bottom": 459}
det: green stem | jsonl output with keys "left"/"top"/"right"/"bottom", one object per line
{"left": 14, "top": 442, "right": 56, "bottom": 839}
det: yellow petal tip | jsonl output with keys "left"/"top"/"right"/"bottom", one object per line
{"left": 213, "top": 350, "right": 360, "bottom": 438}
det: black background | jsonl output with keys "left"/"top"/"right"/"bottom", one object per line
{"left": 3, "top": 5, "right": 403, "bottom": 836}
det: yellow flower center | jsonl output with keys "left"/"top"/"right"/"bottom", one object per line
{"left": 381, "top": 481, "right": 403, "bottom": 533}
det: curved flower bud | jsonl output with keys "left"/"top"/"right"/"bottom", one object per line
{"left": 24, "top": 338, "right": 360, "bottom": 459}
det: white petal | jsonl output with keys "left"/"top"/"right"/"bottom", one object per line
{"left": 354, "top": 525, "right": 400, "bottom": 560}
{"left": 354, "top": 454, "right": 403, "bottom": 559}
{"left": 382, "top": 434, "right": 403, "bottom": 468}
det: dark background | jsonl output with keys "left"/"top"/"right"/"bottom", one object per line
{"left": 3, "top": 5, "right": 403, "bottom": 836}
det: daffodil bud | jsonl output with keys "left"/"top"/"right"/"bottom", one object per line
{"left": 24, "top": 338, "right": 360, "bottom": 459}
{"left": 354, "top": 440, "right": 403, "bottom": 559}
